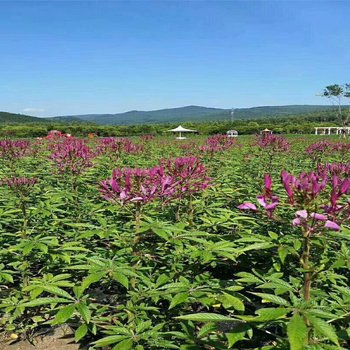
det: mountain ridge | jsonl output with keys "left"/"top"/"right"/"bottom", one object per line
{"left": 52, "top": 104, "right": 339, "bottom": 125}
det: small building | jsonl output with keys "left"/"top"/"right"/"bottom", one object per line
{"left": 227, "top": 130, "right": 238, "bottom": 138}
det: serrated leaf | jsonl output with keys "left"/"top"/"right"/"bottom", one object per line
{"left": 220, "top": 293, "right": 245, "bottom": 311}
{"left": 240, "top": 242, "right": 274, "bottom": 252}
{"left": 113, "top": 272, "right": 129, "bottom": 289}
{"left": 176, "top": 313, "right": 237, "bottom": 322}
{"left": 52, "top": 304, "right": 75, "bottom": 325}
{"left": 251, "top": 292, "right": 289, "bottom": 306}
{"left": 21, "top": 298, "right": 72, "bottom": 307}
{"left": 238, "top": 308, "right": 290, "bottom": 322}
{"left": 169, "top": 293, "right": 189, "bottom": 309}
{"left": 81, "top": 272, "right": 105, "bottom": 292}
{"left": 287, "top": 313, "right": 307, "bottom": 350}
{"left": 76, "top": 303, "right": 91, "bottom": 324}
{"left": 41, "top": 285, "right": 75, "bottom": 300}
{"left": 112, "top": 338, "right": 133, "bottom": 350}
{"left": 307, "top": 315, "right": 339, "bottom": 346}
{"left": 94, "top": 335, "right": 129, "bottom": 347}
{"left": 75, "top": 323, "right": 88, "bottom": 342}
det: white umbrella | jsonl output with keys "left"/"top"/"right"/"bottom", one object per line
{"left": 168, "top": 125, "right": 197, "bottom": 139}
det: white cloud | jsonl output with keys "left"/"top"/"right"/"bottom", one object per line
{"left": 23, "top": 108, "right": 45, "bottom": 113}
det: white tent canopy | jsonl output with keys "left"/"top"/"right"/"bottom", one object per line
{"left": 168, "top": 125, "right": 197, "bottom": 139}
{"left": 168, "top": 125, "right": 197, "bottom": 132}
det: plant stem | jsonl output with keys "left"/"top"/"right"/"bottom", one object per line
{"left": 302, "top": 234, "right": 311, "bottom": 302}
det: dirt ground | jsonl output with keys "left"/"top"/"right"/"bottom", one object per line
{"left": 0, "top": 326, "right": 83, "bottom": 350}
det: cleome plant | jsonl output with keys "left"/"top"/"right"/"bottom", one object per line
{"left": 0, "top": 134, "right": 349, "bottom": 349}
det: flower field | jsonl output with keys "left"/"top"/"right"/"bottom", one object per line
{"left": 0, "top": 134, "right": 349, "bottom": 349}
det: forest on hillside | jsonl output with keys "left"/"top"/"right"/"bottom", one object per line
{"left": 0, "top": 109, "right": 348, "bottom": 138}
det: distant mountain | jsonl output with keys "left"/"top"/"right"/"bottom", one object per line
{"left": 0, "top": 111, "right": 45, "bottom": 123}
{"left": 53, "top": 105, "right": 339, "bottom": 125}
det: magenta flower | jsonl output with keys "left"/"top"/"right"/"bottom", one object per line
{"left": 200, "top": 134, "right": 235, "bottom": 154}
{"left": 160, "top": 157, "right": 212, "bottom": 197}
{"left": 292, "top": 210, "right": 340, "bottom": 232}
{"left": 49, "top": 138, "right": 95, "bottom": 175}
{"left": 0, "top": 139, "right": 31, "bottom": 160}
{"left": 256, "top": 134, "right": 290, "bottom": 152}
{"left": 238, "top": 202, "right": 257, "bottom": 211}
{"left": 1, "top": 176, "right": 37, "bottom": 197}
{"left": 100, "top": 167, "right": 166, "bottom": 204}
{"left": 97, "top": 137, "right": 143, "bottom": 156}
{"left": 238, "top": 174, "right": 279, "bottom": 218}
{"left": 100, "top": 157, "right": 212, "bottom": 206}
{"left": 281, "top": 171, "right": 327, "bottom": 205}
{"left": 325, "top": 220, "right": 340, "bottom": 231}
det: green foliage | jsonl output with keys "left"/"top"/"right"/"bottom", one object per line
{"left": 0, "top": 134, "right": 349, "bottom": 349}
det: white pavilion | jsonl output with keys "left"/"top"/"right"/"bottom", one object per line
{"left": 168, "top": 125, "right": 197, "bottom": 140}
{"left": 314, "top": 126, "right": 350, "bottom": 137}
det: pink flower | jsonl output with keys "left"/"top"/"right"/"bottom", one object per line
{"left": 99, "top": 157, "right": 212, "bottom": 206}
{"left": 238, "top": 174, "right": 279, "bottom": 218}
{"left": 310, "top": 213, "right": 327, "bottom": 221}
{"left": 238, "top": 202, "right": 257, "bottom": 211}
{"left": 281, "top": 170, "right": 327, "bottom": 205}
{"left": 256, "top": 134, "right": 290, "bottom": 152}
{"left": 0, "top": 139, "right": 31, "bottom": 160}
{"left": 49, "top": 138, "right": 95, "bottom": 175}
{"left": 1, "top": 176, "right": 37, "bottom": 197}
{"left": 325, "top": 220, "right": 340, "bottom": 231}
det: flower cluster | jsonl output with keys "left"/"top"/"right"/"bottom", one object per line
{"left": 99, "top": 157, "right": 211, "bottom": 206}
{"left": 97, "top": 137, "right": 144, "bottom": 156}
{"left": 0, "top": 139, "right": 31, "bottom": 160}
{"left": 160, "top": 157, "right": 212, "bottom": 196}
{"left": 292, "top": 209, "right": 340, "bottom": 233}
{"left": 199, "top": 134, "right": 235, "bottom": 154}
{"left": 306, "top": 141, "right": 350, "bottom": 162}
{"left": 281, "top": 170, "right": 327, "bottom": 206}
{"left": 1, "top": 176, "right": 37, "bottom": 197}
{"left": 256, "top": 134, "right": 291, "bottom": 152}
{"left": 306, "top": 140, "right": 332, "bottom": 158}
{"left": 239, "top": 168, "right": 350, "bottom": 231}
{"left": 49, "top": 138, "right": 95, "bottom": 175}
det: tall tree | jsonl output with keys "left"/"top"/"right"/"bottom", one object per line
{"left": 322, "top": 84, "right": 345, "bottom": 125}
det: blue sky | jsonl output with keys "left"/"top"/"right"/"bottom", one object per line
{"left": 0, "top": 1, "right": 349, "bottom": 116}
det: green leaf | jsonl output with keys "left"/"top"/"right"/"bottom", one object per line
{"left": 151, "top": 228, "right": 169, "bottom": 240}
{"left": 75, "top": 323, "right": 88, "bottom": 342}
{"left": 220, "top": 293, "right": 245, "bottom": 311}
{"left": 169, "top": 293, "right": 189, "bottom": 309}
{"left": 112, "top": 338, "right": 133, "bottom": 350}
{"left": 307, "top": 315, "right": 339, "bottom": 346}
{"left": 113, "top": 272, "right": 129, "bottom": 289}
{"left": 225, "top": 324, "right": 251, "bottom": 347}
{"left": 238, "top": 308, "right": 290, "bottom": 322}
{"left": 21, "top": 298, "right": 72, "bottom": 307}
{"left": 287, "top": 313, "right": 307, "bottom": 350}
{"left": 278, "top": 246, "right": 288, "bottom": 264}
{"left": 52, "top": 304, "right": 75, "bottom": 324}
{"left": 176, "top": 313, "right": 237, "bottom": 322}
{"left": 76, "top": 303, "right": 91, "bottom": 324}
{"left": 94, "top": 335, "right": 129, "bottom": 347}
{"left": 81, "top": 272, "right": 105, "bottom": 292}
{"left": 251, "top": 292, "right": 290, "bottom": 306}
{"left": 41, "top": 285, "right": 75, "bottom": 300}
{"left": 240, "top": 242, "right": 274, "bottom": 252}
